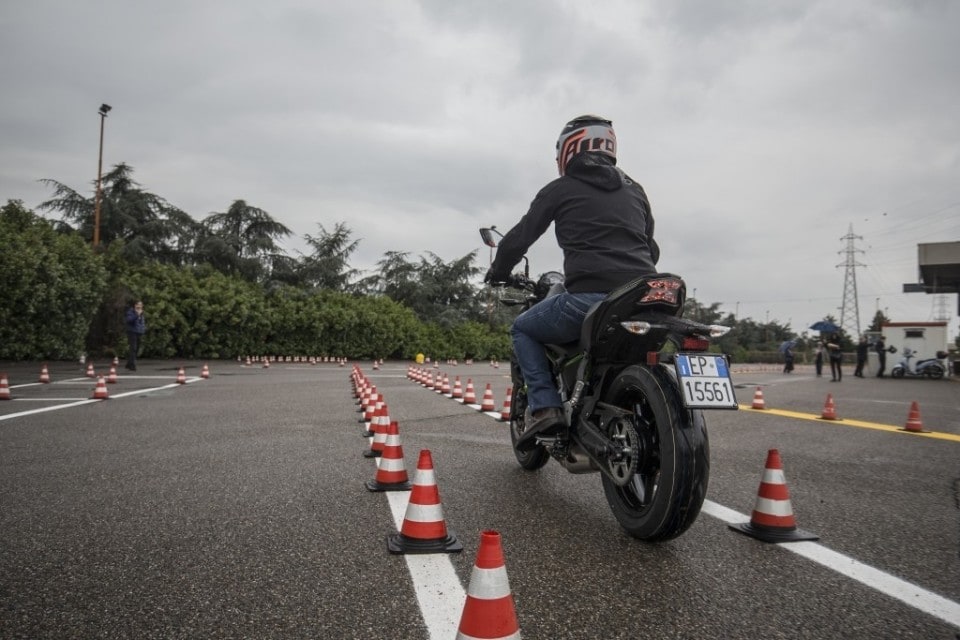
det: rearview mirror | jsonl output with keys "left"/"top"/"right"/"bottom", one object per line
{"left": 479, "top": 227, "right": 498, "bottom": 248}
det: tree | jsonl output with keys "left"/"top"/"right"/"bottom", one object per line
{"left": 363, "top": 250, "right": 482, "bottom": 324}
{"left": 868, "top": 309, "right": 891, "bottom": 332}
{"left": 297, "top": 222, "right": 361, "bottom": 291}
{"left": 199, "top": 199, "right": 292, "bottom": 281}
{"left": 39, "top": 163, "right": 199, "bottom": 264}
{"left": 413, "top": 251, "right": 483, "bottom": 324}
{"left": 363, "top": 250, "right": 418, "bottom": 300}
{"left": 0, "top": 200, "right": 107, "bottom": 359}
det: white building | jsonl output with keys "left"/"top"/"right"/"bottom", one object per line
{"left": 881, "top": 321, "right": 949, "bottom": 363}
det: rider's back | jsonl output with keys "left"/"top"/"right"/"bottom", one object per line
{"left": 494, "top": 152, "right": 660, "bottom": 294}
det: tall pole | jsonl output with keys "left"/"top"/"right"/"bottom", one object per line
{"left": 93, "top": 103, "right": 111, "bottom": 248}
{"left": 837, "top": 223, "right": 865, "bottom": 338}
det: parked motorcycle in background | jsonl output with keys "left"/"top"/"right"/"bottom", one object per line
{"left": 890, "top": 347, "right": 947, "bottom": 379}
{"left": 481, "top": 227, "right": 737, "bottom": 542}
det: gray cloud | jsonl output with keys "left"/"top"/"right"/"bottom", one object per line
{"left": 1, "top": 0, "right": 957, "bottom": 337}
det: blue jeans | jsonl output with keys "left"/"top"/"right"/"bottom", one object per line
{"left": 510, "top": 292, "right": 606, "bottom": 412}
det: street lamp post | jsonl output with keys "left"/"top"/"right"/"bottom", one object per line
{"left": 92, "top": 103, "right": 112, "bottom": 248}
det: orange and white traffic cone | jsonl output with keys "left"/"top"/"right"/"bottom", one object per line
{"left": 0, "top": 373, "right": 11, "bottom": 400}
{"left": 899, "top": 401, "right": 929, "bottom": 433}
{"left": 365, "top": 421, "right": 412, "bottom": 491}
{"left": 387, "top": 449, "right": 463, "bottom": 554}
{"left": 729, "top": 449, "right": 818, "bottom": 543}
{"left": 451, "top": 375, "right": 463, "bottom": 399}
{"left": 751, "top": 387, "right": 765, "bottom": 410}
{"left": 363, "top": 404, "right": 387, "bottom": 439}
{"left": 456, "top": 530, "right": 520, "bottom": 640}
{"left": 39, "top": 364, "right": 51, "bottom": 384}
{"left": 820, "top": 393, "right": 838, "bottom": 420}
{"left": 480, "top": 383, "right": 496, "bottom": 412}
{"left": 112, "top": 356, "right": 119, "bottom": 367}
{"left": 463, "top": 379, "right": 477, "bottom": 405}
{"left": 200, "top": 363, "right": 210, "bottom": 379}
{"left": 363, "top": 412, "right": 389, "bottom": 458}
{"left": 91, "top": 376, "right": 110, "bottom": 400}
{"left": 86, "top": 362, "right": 95, "bottom": 378}
{"left": 107, "top": 365, "right": 118, "bottom": 384}
{"left": 176, "top": 366, "right": 187, "bottom": 384}
{"left": 500, "top": 387, "right": 513, "bottom": 422}
{"left": 361, "top": 393, "right": 380, "bottom": 424}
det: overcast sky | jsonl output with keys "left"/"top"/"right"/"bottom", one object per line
{"left": 2, "top": 0, "right": 958, "bottom": 342}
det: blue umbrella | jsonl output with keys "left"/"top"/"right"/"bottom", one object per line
{"left": 779, "top": 340, "right": 797, "bottom": 353}
{"left": 810, "top": 321, "right": 840, "bottom": 333}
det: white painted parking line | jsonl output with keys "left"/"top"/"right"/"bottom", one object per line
{"left": 0, "top": 399, "right": 98, "bottom": 420}
{"left": 700, "top": 500, "right": 960, "bottom": 628}
{"left": 0, "top": 378, "right": 201, "bottom": 422}
{"left": 385, "top": 486, "right": 466, "bottom": 638}
{"left": 366, "top": 449, "right": 466, "bottom": 639}
{"left": 9, "top": 397, "right": 89, "bottom": 402}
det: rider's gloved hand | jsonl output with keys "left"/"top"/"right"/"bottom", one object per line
{"left": 484, "top": 269, "right": 507, "bottom": 285}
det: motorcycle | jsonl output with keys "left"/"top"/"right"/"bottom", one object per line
{"left": 480, "top": 227, "right": 737, "bottom": 541}
{"left": 890, "top": 347, "right": 947, "bottom": 379}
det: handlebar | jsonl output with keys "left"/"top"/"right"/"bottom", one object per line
{"left": 489, "top": 273, "right": 535, "bottom": 291}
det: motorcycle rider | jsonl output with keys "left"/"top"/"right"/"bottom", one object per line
{"left": 484, "top": 115, "right": 660, "bottom": 449}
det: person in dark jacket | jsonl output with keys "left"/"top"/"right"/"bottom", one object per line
{"left": 826, "top": 333, "right": 843, "bottom": 381}
{"left": 854, "top": 335, "right": 869, "bottom": 377}
{"left": 783, "top": 343, "right": 795, "bottom": 373}
{"left": 875, "top": 336, "right": 887, "bottom": 378}
{"left": 125, "top": 300, "right": 146, "bottom": 371}
{"left": 485, "top": 115, "right": 659, "bottom": 449}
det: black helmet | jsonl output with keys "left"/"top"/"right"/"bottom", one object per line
{"left": 555, "top": 114, "right": 616, "bottom": 176}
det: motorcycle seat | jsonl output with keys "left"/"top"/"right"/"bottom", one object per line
{"left": 545, "top": 341, "right": 581, "bottom": 358}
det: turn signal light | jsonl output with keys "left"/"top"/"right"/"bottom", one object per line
{"left": 708, "top": 325, "right": 731, "bottom": 338}
{"left": 620, "top": 321, "right": 652, "bottom": 335}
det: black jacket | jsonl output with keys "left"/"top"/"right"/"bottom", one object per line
{"left": 490, "top": 153, "right": 659, "bottom": 293}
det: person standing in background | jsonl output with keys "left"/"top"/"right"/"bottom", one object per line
{"left": 814, "top": 341, "right": 824, "bottom": 377}
{"left": 875, "top": 335, "right": 887, "bottom": 378}
{"left": 854, "top": 335, "right": 869, "bottom": 377}
{"left": 826, "top": 334, "right": 843, "bottom": 381}
{"left": 125, "top": 300, "right": 146, "bottom": 371}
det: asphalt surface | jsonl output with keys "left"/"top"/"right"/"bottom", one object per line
{"left": 1, "top": 359, "right": 958, "bottom": 639}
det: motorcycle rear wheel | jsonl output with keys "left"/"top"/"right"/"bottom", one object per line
{"left": 599, "top": 364, "right": 709, "bottom": 541}
{"left": 508, "top": 382, "right": 550, "bottom": 471}
{"left": 925, "top": 365, "right": 944, "bottom": 379}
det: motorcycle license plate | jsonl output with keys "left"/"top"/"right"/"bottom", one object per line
{"left": 674, "top": 354, "right": 738, "bottom": 409}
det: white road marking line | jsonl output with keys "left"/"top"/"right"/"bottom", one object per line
{"left": 701, "top": 500, "right": 960, "bottom": 628}
{"left": 417, "top": 379, "right": 960, "bottom": 629}
{"left": 371, "top": 454, "right": 467, "bottom": 639}
{"left": 0, "top": 379, "right": 200, "bottom": 422}
{"left": 8, "top": 397, "right": 89, "bottom": 402}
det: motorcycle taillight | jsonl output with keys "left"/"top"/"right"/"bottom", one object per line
{"left": 681, "top": 336, "right": 710, "bottom": 351}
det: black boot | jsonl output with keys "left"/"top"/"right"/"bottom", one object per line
{"left": 516, "top": 407, "right": 564, "bottom": 451}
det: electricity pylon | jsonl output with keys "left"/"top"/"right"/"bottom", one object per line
{"left": 837, "top": 224, "right": 865, "bottom": 338}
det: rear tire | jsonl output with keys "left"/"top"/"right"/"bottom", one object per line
{"left": 891, "top": 367, "right": 905, "bottom": 378}
{"left": 599, "top": 365, "right": 709, "bottom": 541}
{"left": 509, "top": 382, "right": 550, "bottom": 471}
{"left": 925, "top": 365, "right": 944, "bottom": 380}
